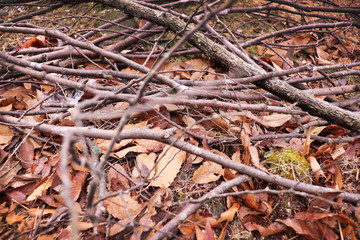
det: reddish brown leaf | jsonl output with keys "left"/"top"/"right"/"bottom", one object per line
{"left": 280, "top": 218, "right": 338, "bottom": 240}
{"left": 204, "top": 219, "right": 215, "bottom": 240}
{"left": 248, "top": 222, "right": 287, "bottom": 237}
{"left": 107, "top": 164, "right": 130, "bottom": 192}
{"left": 18, "top": 138, "right": 34, "bottom": 169}
{"left": 71, "top": 171, "right": 89, "bottom": 201}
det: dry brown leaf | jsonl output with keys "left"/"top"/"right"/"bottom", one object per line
{"left": 150, "top": 145, "right": 186, "bottom": 188}
{"left": 331, "top": 147, "right": 345, "bottom": 160}
{"left": 6, "top": 211, "right": 26, "bottom": 225}
{"left": 247, "top": 222, "right": 287, "bottom": 237}
{"left": 308, "top": 156, "right": 325, "bottom": 181}
{"left": 0, "top": 158, "right": 21, "bottom": 188}
{"left": 307, "top": 192, "right": 341, "bottom": 213}
{"left": 183, "top": 115, "right": 204, "bottom": 130}
{"left": 185, "top": 58, "right": 209, "bottom": 70}
{"left": 210, "top": 113, "right": 229, "bottom": 130}
{"left": 193, "top": 161, "right": 224, "bottom": 184}
{"left": 0, "top": 124, "right": 14, "bottom": 148}
{"left": 39, "top": 195, "right": 62, "bottom": 208}
{"left": 244, "top": 194, "right": 259, "bottom": 210}
{"left": 216, "top": 203, "right": 240, "bottom": 223}
{"left": 18, "top": 138, "right": 34, "bottom": 169}
{"left": 105, "top": 194, "right": 145, "bottom": 220}
{"left": 280, "top": 218, "right": 338, "bottom": 240}
{"left": 190, "top": 71, "right": 205, "bottom": 81}
{"left": 95, "top": 139, "right": 128, "bottom": 152}
{"left": 316, "top": 47, "right": 331, "bottom": 61}
{"left": 114, "top": 145, "right": 148, "bottom": 159}
{"left": 27, "top": 176, "right": 53, "bottom": 201}
{"left": 204, "top": 219, "right": 216, "bottom": 240}
{"left": 134, "top": 139, "right": 164, "bottom": 152}
{"left": 71, "top": 171, "right": 89, "bottom": 201}
{"left": 28, "top": 208, "right": 56, "bottom": 217}
{"left": 109, "top": 219, "right": 130, "bottom": 236}
{"left": 37, "top": 233, "right": 58, "bottom": 240}
{"left": 78, "top": 222, "right": 94, "bottom": 231}
{"left": 132, "top": 153, "right": 156, "bottom": 179}
{"left": 179, "top": 224, "right": 195, "bottom": 235}
{"left": 262, "top": 114, "right": 292, "bottom": 128}
{"left": 0, "top": 202, "right": 8, "bottom": 215}
{"left": 249, "top": 146, "right": 268, "bottom": 173}
{"left": 108, "top": 164, "right": 130, "bottom": 192}
{"left": 147, "top": 188, "right": 173, "bottom": 216}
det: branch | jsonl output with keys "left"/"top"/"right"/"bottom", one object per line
{"left": 1, "top": 114, "right": 359, "bottom": 203}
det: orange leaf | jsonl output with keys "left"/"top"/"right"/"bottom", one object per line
{"left": 195, "top": 224, "right": 204, "bottom": 240}
{"left": 28, "top": 208, "right": 56, "bottom": 217}
{"left": 104, "top": 194, "right": 145, "bottom": 220}
{"left": 193, "top": 161, "right": 223, "bottom": 184}
{"left": 216, "top": 203, "right": 240, "bottom": 223}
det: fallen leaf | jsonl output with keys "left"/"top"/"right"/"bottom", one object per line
{"left": 308, "top": 156, "right": 325, "bottom": 181}
{"left": 0, "top": 158, "right": 21, "bottom": 189}
{"left": 107, "top": 164, "right": 130, "bottom": 192}
{"left": 262, "top": 114, "right": 292, "bottom": 128}
{"left": 6, "top": 211, "right": 26, "bottom": 225}
{"left": 104, "top": 193, "right": 145, "bottom": 220}
{"left": 204, "top": 219, "right": 215, "bottom": 240}
{"left": 331, "top": 147, "right": 345, "bottom": 160}
{"left": 132, "top": 153, "right": 157, "bottom": 179}
{"left": 27, "top": 176, "right": 53, "bottom": 201}
{"left": 193, "top": 161, "right": 224, "bottom": 184}
{"left": 78, "top": 222, "right": 94, "bottom": 231}
{"left": 28, "top": 208, "right": 57, "bottom": 217}
{"left": 18, "top": 138, "right": 34, "bottom": 169}
{"left": 249, "top": 146, "right": 268, "bottom": 172}
{"left": 216, "top": 203, "right": 240, "bottom": 223}
{"left": 71, "top": 171, "right": 89, "bottom": 201}
{"left": 110, "top": 219, "right": 130, "bottom": 236}
{"left": 195, "top": 224, "right": 204, "bottom": 240}
{"left": 134, "top": 139, "right": 164, "bottom": 152}
{"left": 0, "top": 124, "right": 14, "bottom": 147}
{"left": 150, "top": 146, "right": 186, "bottom": 188}
{"left": 248, "top": 222, "right": 287, "bottom": 237}
{"left": 114, "top": 145, "right": 148, "bottom": 159}
{"left": 280, "top": 218, "right": 337, "bottom": 240}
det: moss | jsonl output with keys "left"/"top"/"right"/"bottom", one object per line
{"left": 263, "top": 148, "right": 310, "bottom": 182}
